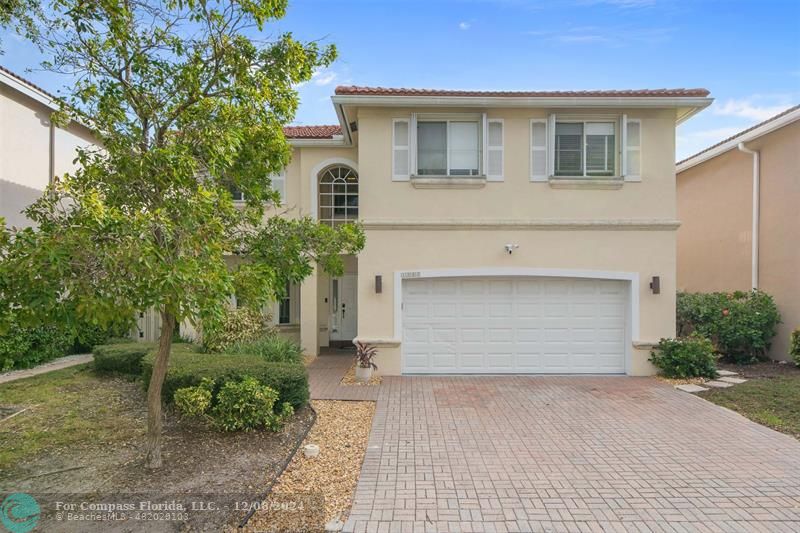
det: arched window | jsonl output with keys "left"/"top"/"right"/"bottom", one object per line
{"left": 319, "top": 166, "right": 358, "bottom": 226}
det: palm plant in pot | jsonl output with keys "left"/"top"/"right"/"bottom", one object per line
{"left": 353, "top": 341, "right": 378, "bottom": 382}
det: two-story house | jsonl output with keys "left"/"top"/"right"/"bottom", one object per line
{"left": 0, "top": 66, "right": 95, "bottom": 228}
{"left": 280, "top": 86, "right": 712, "bottom": 376}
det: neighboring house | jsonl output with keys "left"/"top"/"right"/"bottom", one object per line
{"left": 0, "top": 66, "right": 95, "bottom": 228}
{"left": 278, "top": 86, "right": 711, "bottom": 376}
{"left": 676, "top": 106, "right": 800, "bottom": 361}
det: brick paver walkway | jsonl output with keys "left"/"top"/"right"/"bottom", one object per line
{"left": 344, "top": 375, "right": 800, "bottom": 532}
{"left": 308, "top": 351, "right": 380, "bottom": 401}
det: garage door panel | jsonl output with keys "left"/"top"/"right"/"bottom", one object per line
{"left": 402, "top": 276, "right": 626, "bottom": 374}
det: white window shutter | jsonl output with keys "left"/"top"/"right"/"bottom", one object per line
{"left": 486, "top": 119, "right": 504, "bottom": 181}
{"left": 392, "top": 118, "right": 410, "bottom": 181}
{"left": 410, "top": 113, "right": 418, "bottom": 176}
{"left": 624, "top": 116, "right": 641, "bottom": 182}
{"left": 530, "top": 119, "right": 548, "bottom": 182}
{"left": 272, "top": 170, "right": 286, "bottom": 204}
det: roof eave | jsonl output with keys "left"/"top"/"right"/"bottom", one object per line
{"left": 0, "top": 69, "right": 59, "bottom": 110}
{"left": 677, "top": 106, "right": 800, "bottom": 173}
{"left": 332, "top": 94, "right": 713, "bottom": 115}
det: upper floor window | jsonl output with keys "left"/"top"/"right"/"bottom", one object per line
{"left": 417, "top": 120, "right": 480, "bottom": 176}
{"left": 319, "top": 165, "right": 358, "bottom": 226}
{"left": 228, "top": 170, "right": 286, "bottom": 204}
{"left": 555, "top": 121, "right": 616, "bottom": 177}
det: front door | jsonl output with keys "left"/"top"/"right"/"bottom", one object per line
{"left": 330, "top": 274, "right": 358, "bottom": 342}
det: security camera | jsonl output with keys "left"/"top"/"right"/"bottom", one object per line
{"left": 505, "top": 244, "right": 519, "bottom": 254}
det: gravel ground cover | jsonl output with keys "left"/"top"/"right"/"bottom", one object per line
{"left": 247, "top": 400, "right": 375, "bottom": 532}
{"left": 339, "top": 365, "right": 382, "bottom": 387}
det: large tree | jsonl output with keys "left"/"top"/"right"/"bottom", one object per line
{"left": 0, "top": 0, "right": 364, "bottom": 468}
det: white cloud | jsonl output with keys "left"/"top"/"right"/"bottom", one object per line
{"left": 713, "top": 98, "right": 793, "bottom": 122}
{"left": 525, "top": 25, "right": 671, "bottom": 46}
{"left": 676, "top": 126, "right": 745, "bottom": 161}
{"left": 458, "top": 21, "right": 471, "bottom": 30}
{"left": 311, "top": 69, "right": 337, "bottom": 87}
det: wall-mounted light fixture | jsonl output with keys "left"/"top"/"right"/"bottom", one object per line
{"left": 649, "top": 276, "right": 660, "bottom": 294}
{"left": 504, "top": 243, "right": 519, "bottom": 255}
{"left": 375, "top": 275, "right": 382, "bottom": 294}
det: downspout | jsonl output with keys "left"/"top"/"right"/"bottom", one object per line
{"left": 49, "top": 119, "right": 55, "bottom": 184}
{"left": 737, "top": 142, "right": 760, "bottom": 290}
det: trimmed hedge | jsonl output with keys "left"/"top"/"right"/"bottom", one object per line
{"left": 791, "top": 329, "right": 800, "bottom": 366}
{"left": 93, "top": 342, "right": 156, "bottom": 375}
{"left": 222, "top": 334, "right": 304, "bottom": 364}
{"left": 141, "top": 346, "right": 308, "bottom": 409}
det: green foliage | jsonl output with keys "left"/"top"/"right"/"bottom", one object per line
{"left": 650, "top": 335, "right": 718, "bottom": 379}
{"left": 93, "top": 342, "right": 156, "bottom": 375}
{"left": 0, "top": 0, "right": 363, "bottom": 356}
{"left": 791, "top": 329, "right": 800, "bottom": 366}
{"left": 73, "top": 317, "right": 133, "bottom": 353}
{"left": 0, "top": 317, "right": 73, "bottom": 371}
{"left": 174, "top": 379, "right": 214, "bottom": 419}
{"left": 223, "top": 334, "right": 303, "bottom": 364}
{"left": 141, "top": 345, "right": 308, "bottom": 409}
{"left": 677, "top": 291, "right": 781, "bottom": 364}
{"left": 211, "top": 377, "right": 293, "bottom": 432}
{"left": 202, "top": 307, "right": 270, "bottom": 352}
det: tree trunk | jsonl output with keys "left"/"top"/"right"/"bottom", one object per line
{"left": 145, "top": 310, "right": 176, "bottom": 469}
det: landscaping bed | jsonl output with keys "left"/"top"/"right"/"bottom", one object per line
{"left": 247, "top": 400, "right": 376, "bottom": 532}
{"left": 698, "top": 361, "right": 800, "bottom": 439}
{"left": 0, "top": 362, "right": 315, "bottom": 531}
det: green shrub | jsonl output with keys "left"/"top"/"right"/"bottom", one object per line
{"left": 141, "top": 346, "right": 308, "bottom": 409}
{"left": 650, "top": 335, "right": 718, "bottom": 379}
{"left": 0, "top": 321, "right": 73, "bottom": 371}
{"left": 174, "top": 378, "right": 213, "bottom": 418}
{"left": 677, "top": 290, "right": 781, "bottom": 364}
{"left": 212, "top": 377, "right": 293, "bottom": 431}
{"left": 791, "top": 329, "right": 800, "bottom": 366}
{"left": 72, "top": 317, "right": 132, "bottom": 354}
{"left": 223, "top": 334, "right": 303, "bottom": 364}
{"left": 93, "top": 342, "right": 155, "bottom": 375}
{"left": 201, "top": 307, "right": 270, "bottom": 352}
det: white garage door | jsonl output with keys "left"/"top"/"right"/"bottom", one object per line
{"left": 402, "top": 277, "right": 627, "bottom": 374}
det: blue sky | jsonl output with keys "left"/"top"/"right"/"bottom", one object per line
{"left": 2, "top": 0, "right": 799, "bottom": 159}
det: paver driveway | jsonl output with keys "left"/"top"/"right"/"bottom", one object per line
{"left": 344, "top": 376, "right": 800, "bottom": 532}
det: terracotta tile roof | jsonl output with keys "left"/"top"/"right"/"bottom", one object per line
{"left": 283, "top": 125, "right": 342, "bottom": 139}
{"left": 0, "top": 64, "right": 60, "bottom": 102}
{"left": 335, "top": 86, "right": 711, "bottom": 98}
{"left": 677, "top": 104, "right": 800, "bottom": 166}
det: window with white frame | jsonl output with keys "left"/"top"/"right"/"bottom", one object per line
{"left": 319, "top": 165, "right": 358, "bottom": 226}
{"left": 278, "top": 281, "right": 291, "bottom": 324}
{"left": 416, "top": 119, "right": 481, "bottom": 176}
{"left": 227, "top": 170, "right": 286, "bottom": 203}
{"left": 555, "top": 121, "right": 616, "bottom": 177}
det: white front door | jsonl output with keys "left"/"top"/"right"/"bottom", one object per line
{"left": 330, "top": 274, "right": 358, "bottom": 341}
{"left": 402, "top": 276, "right": 627, "bottom": 374}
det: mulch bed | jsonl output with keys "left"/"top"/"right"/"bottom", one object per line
{"left": 718, "top": 360, "right": 800, "bottom": 379}
{"left": 247, "top": 400, "right": 376, "bottom": 533}
{"left": 340, "top": 365, "right": 382, "bottom": 387}
{"left": 1, "top": 368, "right": 315, "bottom": 532}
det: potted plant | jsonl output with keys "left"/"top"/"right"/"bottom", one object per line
{"left": 354, "top": 341, "right": 378, "bottom": 382}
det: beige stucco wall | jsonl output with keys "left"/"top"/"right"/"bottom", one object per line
{"left": 318, "top": 105, "right": 682, "bottom": 375}
{"left": 0, "top": 84, "right": 94, "bottom": 228}
{"left": 357, "top": 107, "right": 678, "bottom": 222}
{"left": 677, "top": 120, "right": 800, "bottom": 360}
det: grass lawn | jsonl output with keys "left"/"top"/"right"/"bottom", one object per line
{"left": 699, "top": 362, "right": 800, "bottom": 439}
{"left": 0, "top": 364, "right": 143, "bottom": 471}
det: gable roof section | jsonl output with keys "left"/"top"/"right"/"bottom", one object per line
{"left": 283, "top": 125, "right": 342, "bottom": 139}
{"left": 335, "top": 86, "right": 711, "bottom": 98}
{"left": 677, "top": 104, "right": 800, "bottom": 172}
{"left": 0, "top": 64, "right": 61, "bottom": 110}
